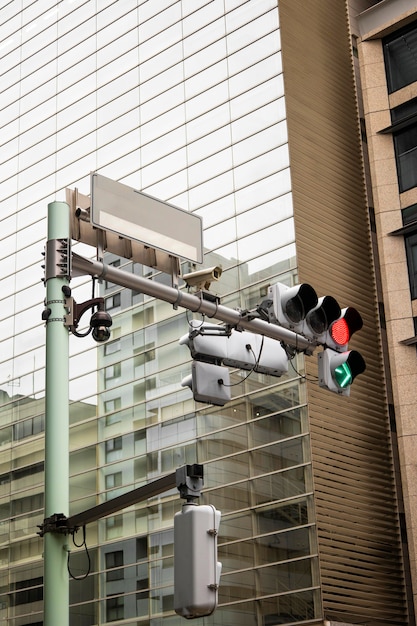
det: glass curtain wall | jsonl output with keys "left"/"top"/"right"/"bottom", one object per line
{"left": 0, "top": 1, "right": 321, "bottom": 624}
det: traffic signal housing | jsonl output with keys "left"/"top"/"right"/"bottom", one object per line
{"left": 325, "top": 307, "right": 364, "bottom": 352}
{"left": 268, "top": 282, "right": 318, "bottom": 331}
{"left": 268, "top": 282, "right": 342, "bottom": 346}
{"left": 179, "top": 321, "right": 290, "bottom": 405}
{"left": 174, "top": 503, "right": 222, "bottom": 619}
{"left": 318, "top": 348, "right": 366, "bottom": 396}
{"left": 181, "top": 361, "right": 231, "bottom": 406}
{"left": 304, "top": 295, "right": 341, "bottom": 344}
{"left": 180, "top": 321, "right": 289, "bottom": 377}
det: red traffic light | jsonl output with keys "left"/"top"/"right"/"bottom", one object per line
{"left": 329, "top": 307, "right": 363, "bottom": 350}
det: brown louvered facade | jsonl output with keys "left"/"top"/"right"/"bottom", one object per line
{"left": 280, "top": 0, "right": 410, "bottom": 623}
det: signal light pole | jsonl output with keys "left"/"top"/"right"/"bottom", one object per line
{"left": 43, "top": 201, "right": 71, "bottom": 626}
{"left": 43, "top": 193, "right": 367, "bottom": 624}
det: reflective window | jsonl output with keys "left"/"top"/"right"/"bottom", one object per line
{"left": 188, "top": 146, "right": 232, "bottom": 187}
{"left": 234, "top": 145, "right": 289, "bottom": 190}
{"left": 227, "top": 9, "right": 279, "bottom": 56}
{"left": 141, "top": 126, "right": 186, "bottom": 166}
{"left": 229, "top": 54, "right": 283, "bottom": 99}
{"left": 189, "top": 170, "right": 234, "bottom": 208}
{"left": 188, "top": 88, "right": 229, "bottom": 133}
{"left": 394, "top": 123, "right": 417, "bottom": 193}
{"left": 0, "top": 1, "right": 322, "bottom": 622}
{"left": 236, "top": 194, "right": 293, "bottom": 239}
{"left": 183, "top": 2, "right": 224, "bottom": 39}
{"left": 58, "top": 52, "right": 96, "bottom": 93}
{"left": 228, "top": 31, "right": 280, "bottom": 77}
{"left": 97, "top": 48, "right": 139, "bottom": 88}
{"left": 139, "top": 42, "right": 183, "bottom": 83}
{"left": 140, "top": 103, "right": 186, "bottom": 145}
{"left": 140, "top": 83, "right": 185, "bottom": 124}
{"left": 405, "top": 231, "right": 417, "bottom": 298}
{"left": 139, "top": 22, "right": 182, "bottom": 64}
{"left": 141, "top": 147, "right": 186, "bottom": 188}
{"left": 384, "top": 21, "right": 417, "bottom": 93}
{"left": 188, "top": 125, "right": 231, "bottom": 165}
{"left": 185, "top": 58, "right": 228, "bottom": 100}
{"left": 401, "top": 204, "right": 417, "bottom": 299}
{"left": 140, "top": 62, "right": 183, "bottom": 103}
{"left": 97, "top": 28, "right": 138, "bottom": 68}
{"left": 232, "top": 102, "right": 286, "bottom": 143}
{"left": 185, "top": 39, "right": 227, "bottom": 78}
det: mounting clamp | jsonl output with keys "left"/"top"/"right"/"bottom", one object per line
{"left": 37, "top": 513, "right": 70, "bottom": 537}
{"left": 176, "top": 464, "right": 204, "bottom": 502}
{"left": 43, "top": 238, "right": 72, "bottom": 282}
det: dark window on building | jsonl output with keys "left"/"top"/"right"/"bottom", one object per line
{"left": 12, "top": 577, "right": 43, "bottom": 606}
{"left": 105, "top": 292, "right": 121, "bottom": 311}
{"left": 394, "top": 125, "right": 417, "bottom": 192}
{"left": 106, "top": 595, "right": 124, "bottom": 621}
{"left": 105, "top": 436, "right": 123, "bottom": 463}
{"left": 136, "top": 536, "right": 148, "bottom": 560}
{"left": 389, "top": 100, "right": 417, "bottom": 192}
{"left": 402, "top": 204, "right": 417, "bottom": 299}
{"left": 104, "top": 362, "right": 121, "bottom": 382}
{"left": 105, "top": 259, "right": 121, "bottom": 290}
{"left": 105, "top": 550, "right": 124, "bottom": 581}
{"left": 405, "top": 231, "right": 417, "bottom": 298}
{"left": 12, "top": 492, "right": 44, "bottom": 516}
{"left": 384, "top": 21, "right": 417, "bottom": 93}
{"left": 104, "top": 338, "right": 121, "bottom": 356}
{"left": 13, "top": 414, "right": 44, "bottom": 441}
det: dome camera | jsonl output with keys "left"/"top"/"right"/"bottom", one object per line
{"left": 182, "top": 266, "right": 222, "bottom": 291}
{"left": 90, "top": 309, "right": 113, "bottom": 343}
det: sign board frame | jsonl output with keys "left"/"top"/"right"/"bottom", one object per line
{"left": 91, "top": 172, "right": 203, "bottom": 264}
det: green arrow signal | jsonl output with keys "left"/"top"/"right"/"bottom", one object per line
{"left": 334, "top": 362, "right": 353, "bottom": 388}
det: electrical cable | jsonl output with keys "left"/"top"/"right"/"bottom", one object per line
{"left": 67, "top": 525, "right": 91, "bottom": 581}
{"left": 71, "top": 277, "right": 98, "bottom": 338}
{"left": 283, "top": 342, "right": 319, "bottom": 382}
{"left": 221, "top": 335, "right": 265, "bottom": 387}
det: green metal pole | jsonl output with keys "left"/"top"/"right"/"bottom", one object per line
{"left": 44, "top": 201, "right": 70, "bottom": 626}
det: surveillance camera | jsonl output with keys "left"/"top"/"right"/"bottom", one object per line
{"left": 90, "top": 309, "right": 113, "bottom": 343}
{"left": 182, "top": 266, "right": 222, "bottom": 291}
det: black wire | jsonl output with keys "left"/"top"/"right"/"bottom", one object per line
{"left": 72, "top": 277, "right": 97, "bottom": 338}
{"left": 222, "top": 335, "right": 265, "bottom": 387}
{"left": 72, "top": 525, "right": 86, "bottom": 548}
{"left": 186, "top": 312, "right": 205, "bottom": 330}
{"left": 284, "top": 343, "right": 319, "bottom": 382}
{"left": 67, "top": 526, "right": 91, "bottom": 581}
{"left": 72, "top": 327, "right": 92, "bottom": 338}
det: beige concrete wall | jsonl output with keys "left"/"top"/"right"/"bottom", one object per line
{"left": 358, "top": 18, "right": 417, "bottom": 619}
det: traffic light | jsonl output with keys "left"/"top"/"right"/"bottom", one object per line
{"left": 304, "top": 296, "right": 341, "bottom": 344}
{"left": 318, "top": 348, "right": 366, "bottom": 396}
{"left": 268, "top": 282, "right": 318, "bottom": 331}
{"left": 174, "top": 503, "right": 222, "bottom": 619}
{"left": 181, "top": 361, "right": 231, "bottom": 406}
{"left": 325, "top": 307, "right": 364, "bottom": 351}
{"left": 268, "top": 282, "right": 341, "bottom": 345}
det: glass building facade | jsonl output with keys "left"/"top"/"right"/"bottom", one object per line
{"left": 1, "top": 0, "right": 330, "bottom": 624}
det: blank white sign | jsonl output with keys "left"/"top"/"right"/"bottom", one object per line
{"left": 91, "top": 172, "right": 203, "bottom": 263}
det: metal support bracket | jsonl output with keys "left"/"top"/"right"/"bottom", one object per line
{"left": 63, "top": 296, "right": 105, "bottom": 331}
{"left": 37, "top": 465, "right": 204, "bottom": 537}
{"left": 43, "top": 238, "right": 72, "bottom": 282}
{"left": 176, "top": 464, "right": 204, "bottom": 502}
{"left": 37, "top": 513, "right": 69, "bottom": 537}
